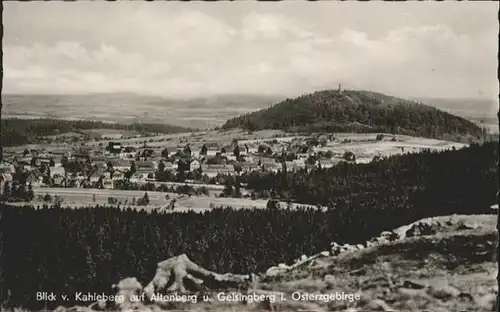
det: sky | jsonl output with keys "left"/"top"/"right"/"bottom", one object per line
{"left": 4, "top": 2, "right": 499, "bottom": 100}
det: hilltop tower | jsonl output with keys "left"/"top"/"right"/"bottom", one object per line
{"left": 338, "top": 84, "right": 343, "bottom": 94}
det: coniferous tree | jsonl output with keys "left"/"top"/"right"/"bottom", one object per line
{"left": 233, "top": 145, "right": 240, "bottom": 158}
{"left": 2, "top": 181, "right": 11, "bottom": 200}
{"left": 27, "top": 183, "right": 34, "bottom": 201}
{"left": 200, "top": 144, "right": 208, "bottom": 156}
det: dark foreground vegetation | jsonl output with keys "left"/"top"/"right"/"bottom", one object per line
{"left": 0, "top": 142, "right": 497, "bottom": 309}
{"left": 1, "top": 118, "right": 193, "bottom": 147}
{"left": 241, "top": 141, "right": 498, "bottom": 209}
{"left": 222, "top": 90, "right": 487, "bottom": 142}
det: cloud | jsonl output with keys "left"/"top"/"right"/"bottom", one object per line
{"left": 3, "top": 7, "right": 498, "bottom": 99}
{"left": 4, "top": 42, "right": 172, "bottom": 94}
{"left": 241, "top": 12, "right": 314, "bottom": 41}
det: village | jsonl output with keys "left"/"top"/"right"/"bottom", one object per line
{"left": 0, "top": 128, "right": 468, "bottom": 208}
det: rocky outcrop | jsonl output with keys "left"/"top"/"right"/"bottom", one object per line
{"left": 265, "top": 251, "right": 331, "bottom": 278}
{"left": 144, "top": 253, "right": 252, "bottom": 297}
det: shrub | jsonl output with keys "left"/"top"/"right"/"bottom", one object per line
{"left": 43, "top": 193, "right": 52, "bottom": 202}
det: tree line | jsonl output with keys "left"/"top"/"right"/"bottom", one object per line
{"left": 114, "top": 181, "right": 210, "bottom": 197}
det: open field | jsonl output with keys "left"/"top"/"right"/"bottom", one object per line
{"left": 320, "top": 134, "right": 468, "bottom": 162}
{"left": 31, "top": 187, "right": 316, "bottom": 212}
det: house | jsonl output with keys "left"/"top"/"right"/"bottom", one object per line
{"left": 135, "top": 161, "right": 155, "bottom": 172}
{"left": 107, "top": 142, "right": 123, "bottom": 154}
{"left": 0, "top": 162, "right": 16, "bottom": 175}
{"left": 262, "top": 162, "right": 280, "bottom": 172}
{"left": 102, "top": 178, "right": 114, "bottom": 189}
{"left": 129, "top": 173, "right": 145, "bottom": 183}
{"left": 145, "top": 172, "right": 156, "bottom": 181}
{"left": 92, "top": 150, "right": 104, "bottom": 157}
{"left": 66, "top": 177, "right": 80, "bottom": 188}
{"left": 305, "top": 163, "right": 317, "bottom": 172}
{"left": 17, "top": 160, "right": 32, "bottom": 171}
{"left": 163, "top": 162, "right": 177, "bottom": 172}
{"left": 0, "top": 173, "right": 13, "bottom": 195}
{"left": 206, "top": 149, "right": 220, "bottom": 157}
{"left": 26, "top": 169, "right": 44, "bottom": 186}
{"left": 241, "top": 163, "right": 260, "bottom": 172}
{"left": 52, "top": 157, "right": 63, "bottom": 168}
{"left": 121, "top": 146, "right": 137, "bottom": 158}
{"left": 190, "top": 160, "right": 201, "bottom": 171}
{"left": 292, "top": 159, "right": 306, "bottom": 168}
{"left": 76, "top": 173, "right": 87, "bottom": 181}
{"left": 220, "top": 145, "right": 233, "bottom": 155}
{"left": 90, "top": 156, "right": 106, "bottom": 163}
{"left": 88, "top": 171, "right": 102, "bottom": 183}
{"left": 73, "top": 152, "right": 90, "bottom": 162}
{"left": 52, "top": 175, "right": 66, "bottom": 187}
{"left": 38, "top": 157, "right": 54, "bottom": 166}
{"left": 123, "top": 146, "right": 137, "bottom": 153}
{"left": 111, "top": 171, "right": 125, "bottom": 181}
{"left": 151, "top": 160, "right": 159, "bottom": 171}
{"left": 258, "top": 157, "right": 277, "bottom": 166}
{"left": 49, "top": 166, "right": 66, "bottom": 178}
{"left": 297, "top": 153, "right": 311, "bottom": 159}
{"left": 139, "top": 149, "right": 156, "bottom": 160}
{"left": 283, "top": 161, "right": 298, "bottom": 172}
{"left": 244, "top": 155, "right": 255, "bottom": 163}
{"left": 53, "top": 149, "right": 70, "bottom": 158}
{"left": 93, "top": 161, "right": 107, "bottom": 172}
{"left": 111, "top": 159, "right": 131, "bottom": 172}
{"left": 318, "top": 159, "right": 340, "bottom": 169}
{"left": 235, "top": 145, "right": 248, "bottom": 156}
{"left": 201, "top": 164, "right": 236, "bottom": 177}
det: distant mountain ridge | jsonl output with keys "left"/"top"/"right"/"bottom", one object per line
{"left": 412, "top": 97, "right": 497, "bottom": 120}
{"left": 2, "top": 93, "right": 282, "bottom": 129}
{"left": 222, "top": 89, "right": 487, "bottom": 142}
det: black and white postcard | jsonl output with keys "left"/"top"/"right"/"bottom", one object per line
{"left": 1, "top": 2, "right": 498, "bottom": 312}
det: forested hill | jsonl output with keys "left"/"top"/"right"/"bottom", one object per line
{"left": 222, "top": 89, "right": 486, "bottom": 142}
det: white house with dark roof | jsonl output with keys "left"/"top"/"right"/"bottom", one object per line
{"left": 201, "top": 164, "right": 236, "bottom": 177}
{"left": 111, "top": 159, "right": 131, "bottom": 172}
{"left": 111, "top": 170, "right": 125, "bottom": 181}
{"left": 88, "top": 171, "right": 102, "bottom": 183}
{"left": 135, "top": 161, "right": 155, "bottom": 172}
{"left": 49, "top": 166, "right": 66, "bottom": 178}
{"left": 163, "top": 162, "right": 177, "bottom": 171}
